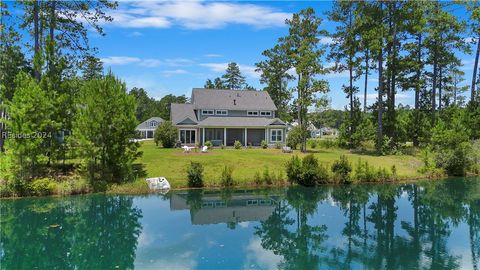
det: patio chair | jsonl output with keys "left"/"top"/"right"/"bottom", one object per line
{"left": 282, "top": 146, "right": 292, "bottom": 153}
{"left": 182, "top": 145, "right": 191, "bottom": 153}
{"left": 201, "top": 146, "right": 208, "bottom": 153}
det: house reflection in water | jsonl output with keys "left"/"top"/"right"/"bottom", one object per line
{"left": 170, "top": 190, "right": 281, "bottom": 225}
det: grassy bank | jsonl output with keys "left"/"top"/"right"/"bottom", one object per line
{"left": 110, "top": 140, "right": 427, "bottom": 192}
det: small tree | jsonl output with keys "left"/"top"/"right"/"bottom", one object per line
{"left": 73, "top": 73, "right": 140, "bottom": 186}
{"left": 154, "top": 121, "right": 178, "bottom": 148}
{"left": 187, "top": 161, "right": 204, "bottom": 187}
{"left": 332, "top": 155, "right": 352, "bottom": 184}
{"left": 286, "top": 125, "right": 308, "bottom": 150}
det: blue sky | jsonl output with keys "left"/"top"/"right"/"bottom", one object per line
{"left": 85, "top": 1, "right": 475, "bottom": 110}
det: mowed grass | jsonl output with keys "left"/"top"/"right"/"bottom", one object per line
{"left": 127, "top": 140, "right": 425, "bottom": 189}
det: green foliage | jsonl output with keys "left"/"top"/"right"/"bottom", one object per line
{"left": 187, "top": 161, "right": 204, "bottom": 188}
{"left": 220, "top": 165, "right": 234, "bottom": 187}
{"left": 261, "top": 140, "right": 268, "bottom": 149}
{"left": 4, "top": 72, "right": 53, "bottom": 182}
{"left": 309, "top": 139, "right": 317, "bottom": 149}
{"left": 262, "top": 166, "right": 273, "bottom": 185}
{"left": 29, "top": 178, "right": 56, "bottom": 196}
{"left": 319, "top": 139, "right": 338, "bottom": 149}
{"left": 154, "top": 121, "right": 178, "bottom": 148}
{"left": 73, "top": 73, "right": 140, "bottom": 185}
{"left": 285, "top": 154, "right": 329, "bottom": 186}
{"left": 158, "top": 94, "right": 187, "bottom": 120}
{"left": 309, "top": 109, "right": 344, "bottom": 130}
{"left": 354, "top": 159, "right": 376, "bottom": 182}
{"left": 286, "top": 125, "right": 308, "bottom": 150}
{"left": 332, "top": 155, "right": 352, "bottom": 184}
{"left": 274, "top": 142, "right": 282, "bottom": 149}
{"left": 55, "top": 178, "right": 91, "bottom": 196}
{"left": 220, "top": 144, "right": 225, "bottom": 149}
{"left": 234, "top": 140, "right": 242, "bottom": 149}
{"left": 222, "top": 62, "right": 246, "bottom": 90}
{"left": 286, "top": 155, "right": 302, "bottom": 184}
{"left": 253, "top": 171, "right": 262, "bottom": 185}
{"left": 204, "top": 141, "right": 213, "bottom": 148}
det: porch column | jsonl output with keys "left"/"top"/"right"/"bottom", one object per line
{"left": 202, "top": 128, "right": 205, "bottom": 145}
{"left": 244, "top": 128, "right": 247, "bottom": 146}
{"left": 145, "top": 131, "right": 147, "bottom": 139}
{"left": 224, "top": 128, "right": 227, "bottom": 146}
{"left": 265, "top": 128, "right": 268, "bottom": 144}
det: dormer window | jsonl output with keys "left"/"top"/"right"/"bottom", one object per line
{"left": 260, "top": 111, "right": 272, "bottom": 116}
{"left": 149, "top": 121, "right": 158, "bottom": 127}
{"left": 216, "top": 110, "right": 228, "bottom": 115}
{"left": 247, "top": 111, "right": 259, "bottom": 116}
{"left": 202, "top": 110, "right": 214, "bottom": 115}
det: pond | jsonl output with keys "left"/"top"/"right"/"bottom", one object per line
{"left": 1, "top": 177, "right": 480, "bottom": 270}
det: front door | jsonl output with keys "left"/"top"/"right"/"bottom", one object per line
{"left": 180, "top": 129, "right": 196, "bottom": 145}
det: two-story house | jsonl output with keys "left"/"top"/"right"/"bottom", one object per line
{"left": 136, "top": 117, "right": 164, "bottom": 139}
{"left": 171, "top": 88, "right": 287, "bottom": 146}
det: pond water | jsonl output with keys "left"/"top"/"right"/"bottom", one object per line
{"left": 1, "top": 177, "right": 480, "bottom": 270}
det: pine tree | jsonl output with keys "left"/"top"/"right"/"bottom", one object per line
{"left": 255, "top": 44, "right": 294, "bottom": 121}
{"left": 222, "top": 62, "right": 246, "bottom": 89}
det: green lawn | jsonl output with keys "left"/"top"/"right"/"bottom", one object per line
{"left": 125, "top": 140, "right": 425, "bottom": 189}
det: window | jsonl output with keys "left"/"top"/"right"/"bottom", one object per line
{"left": 202, "top": 110, "right": 214, "bottom": 115}
{"left": 180, "top": 129, "right": 196, "bottom": 144}
{"left": 216, "top": 110, "right": 228, "bottom": 115}
{"left": 149, "top": 121, "right": 158, "bottom": 127}
{"left": 270, "top": 129, "right": 283, "bottom": 142}
{"left": 260, "top": 111, "right": 272, "bottom": 116}
{"left": 247, "top": 111, "right": 259, "bottom": 116}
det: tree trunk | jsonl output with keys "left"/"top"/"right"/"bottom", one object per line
{"left": 377, "top": 45, "right": 384, "bottom": 151}
{"left": 49, "top": 1, "right": 56, "bottom": 75}
{"left": 364, "top": 48, "right": 369, "bottom": 112}
{"left": 432, "top": 50, "right": 437, "bottom": 125}
{"left": 33, "top": 0, "right": 41, "bottom": 81}
{"left": 472, "top": 36, "right": 480, "bottom": 103}
{"left": 413, "top": 33, "right": 422, "bottom": 147}
{"left": 389, "top": 6, "right": 397, "bottom": 144}
{"left": 439, "top": 67, "right": 443, "bottom": 111}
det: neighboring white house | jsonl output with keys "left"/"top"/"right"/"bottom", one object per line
{"left": 136, "top": 117, "right": 164, "bottom": 139}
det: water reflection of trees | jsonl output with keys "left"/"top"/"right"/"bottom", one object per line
{"left": 254, "top": 178, "right": 480, "bottom": 270}
{"left": 0, "top": 195, "right": 142, "bottom": 270}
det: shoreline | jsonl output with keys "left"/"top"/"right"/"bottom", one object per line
{"left": 0, "top": 173, "right": 454, "bottom": 199}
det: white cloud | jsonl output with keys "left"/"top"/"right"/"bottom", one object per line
{"left": 100, "top": 56, "right": 141, "bottom": 65}
{"left": 161, "top": 69, "right": 188, "bottom": 77}
{"left": 200, "top": 62, "right": 260, "bottom": 78}
{"left": 319, "top": 36, "right": 334, "bottom": 45}
{"left": 107, "top": 1, "right": 291, "bottom": 29}
{"left": 243, "top": 237, "right": 282, "bottom": 270}
{"left": 204, "top": 54, "right": 223, "bottom": 58}
{"left": 100, "top": 56, "right": 193, "bottom": 68}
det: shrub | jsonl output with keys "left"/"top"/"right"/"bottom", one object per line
{"left": 254, "top": 171, "right": 262, "bottom": 185}
{"left": 286, "top": 155, "right": 302, "bottom": 184}
{"left": 154, "top": 121, "right": 178, "bottom": 148}
{"left": 319, "top": 139, "right": 338, "bottom": 149}
{"left": 234, "top": 140, "right": 242, "bottom": 149}
{"left": 56, "top": 178, "right": 91, "bottom": 195}
{"left": 332, "top": 155, "right": 352, "bottom": 184}
{"left": 286, "top": 125, "right": 308, "bottom": 150}
{"left": 187, "top": 162, "right": 204, "bottom": 187}
{"left": 261, "top": 140, "right": 268, "bottom": 149}
{"left": 29, "top": 178, "right": 57, "bottom": 196}
{"left": 221, "top": 165, "right": 234, "bottom": 187}
{"left": 263, "top": 166, "right": 273, "bottom": 185}
{"left": 274, "top": 142, "right": 282, "bottom": 149}
{"left": 285, "top": 155, "right": 330, "bottom": 186}
{"left": 220, "top": 144, "right": 225, "bottom": 149}
{"left": 204, "top": 141, "right": 213, "bottom": 148}
{"left": 354, "top": 159, "right": 376, "bottom": 182}
{"left": 310, "top": 139, "right": 317, "bottom": 149}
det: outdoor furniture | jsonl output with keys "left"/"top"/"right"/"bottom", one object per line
{"left": 282, "top": 146, "right": 292, "bottom": 153}
{"left": 182, "top": 145, "right": 191, "bottom": 153}
{"left": 201, "top": 146, "right": 208, "bottom": 153}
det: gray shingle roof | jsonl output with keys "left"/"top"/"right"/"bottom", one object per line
{"left": 171, "top": 103, "right": 198, "bottom": 125}
{"left": 191, "top": 88, "right": 277, "bottom": 110}
{"left": 136, "top": 117, "right": 164, "bottom": 130}
{"left": 198, "top": 117, "right": 286, "bottom": 127}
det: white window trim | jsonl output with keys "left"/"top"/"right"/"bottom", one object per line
{"left": 270, "top": 129, "right": 283, "bottom": 142}
{"left": 247, "top": 111, "right": 259, "bottom": 116}
{"left": 149, "top": 121, "right": 157, "bottom": 127}
{"left": 215, "top": 110, "right": 228, "bottom": 115}
{"left": 260, "top": 111, "right": 272, "bottom": 116}
{"left": 202, "top": 109, "right": 214, "bottom": 115}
